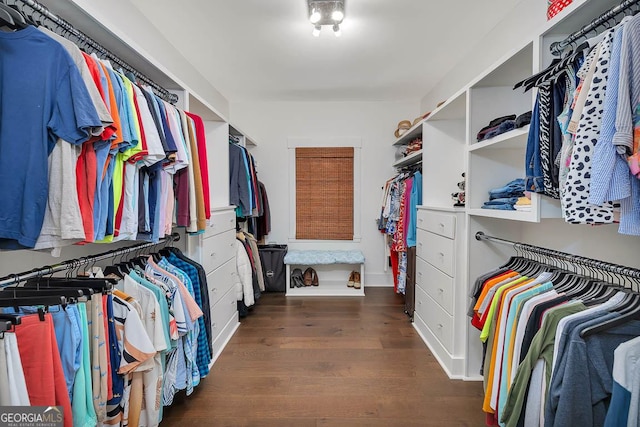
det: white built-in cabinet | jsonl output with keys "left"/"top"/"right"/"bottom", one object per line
{"left": 402, "top": 0, "right": 640, "bottom": 380}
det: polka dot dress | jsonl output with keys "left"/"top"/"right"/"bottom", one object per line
{"left": 562, "top": 30, "right": 615, "bottom": 224}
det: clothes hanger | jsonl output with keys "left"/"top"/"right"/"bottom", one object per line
{"left": 0, "top": 313, "right": 22, "bottom": 325}
{"left": 580, "top": 293, "right": 640, "bottom": 338}
{"left": 0, "top": 287, "right": 83, "bottom": 301}
{"left": 0, "top": 295, "right": 67, "bottom": 308}
{"left": 0, "top": 6, "right": 14, "bottom": 28}
{"left": 24, "top": 276, "right": 115, "bottom": 294}
{"left": 0, "top": 3, "right": 26, "bottom": 29}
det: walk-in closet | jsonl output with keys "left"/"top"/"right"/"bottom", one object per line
{"left": 1, "top": 0, "right": 640, "bottom": 425}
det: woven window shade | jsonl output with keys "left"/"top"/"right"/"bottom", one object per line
{"left": 296, "top": 147, "right": 354, "bottom": 240}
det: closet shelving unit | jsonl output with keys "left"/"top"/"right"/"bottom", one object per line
{"left": 411, "top": 0, "right": 632, "bottom": 380}
{"left": 230, "top": 124, "right": 259, "bottom": 148}
{"left": 392, "top": 119, "right": 424, "bottom": 169}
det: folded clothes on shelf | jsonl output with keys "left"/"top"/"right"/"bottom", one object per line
{"left": 482, "top": 179, "right": 526, "bottom": 211}
{"left": 475, "top": 111, "right": 532, "bottom": 142}
{"left": 477, "top": 114, "right": 516, "bottom": 141}
{"left": 515, "top": 111, "right": 532, "bottom": 128}
{"left": 488, "top": 178, "right": 525, "bottom": 200}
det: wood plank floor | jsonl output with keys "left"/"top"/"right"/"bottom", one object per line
{"left": 161, "top": 288, "right": 485, "bottom": 426}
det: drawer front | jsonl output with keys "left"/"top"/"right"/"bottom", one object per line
{"left": 416, "top": 257, "right": 454, "bottom": 315}
{"left": 202, "top": 229, "right": 236, "bottom": 273}
{"left": 205, "top": 209, "right": 236, "bottom": 238}
{"left": 414, "top": 285, "right": 454, "bottom": 352}
{"left": 418, "top": 210, "right": 456, "bottom": 239}
{"left": 206, "top": 257, "right": 237, "bottom": 307}
{"left": 210, "top": 286, "right": 238, "bottom": 343}
{"left": 420, "top": 230, "right": 455, "bottom": 277}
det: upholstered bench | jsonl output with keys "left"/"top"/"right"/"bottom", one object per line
{"left": 284, "top": 250, "right": 365, "bottom": 296}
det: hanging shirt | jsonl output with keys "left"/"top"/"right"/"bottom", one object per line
{"left": 0, "top": 27, "right": 102, "bottom": 249}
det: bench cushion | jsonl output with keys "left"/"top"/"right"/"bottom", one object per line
{"left": 284, "top": 250, "right": 365, "bottom": 265}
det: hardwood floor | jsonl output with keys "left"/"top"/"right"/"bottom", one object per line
{"left": 161, "top": 288, "right": 485, "bottom": 426}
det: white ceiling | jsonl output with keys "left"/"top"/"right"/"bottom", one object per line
{"left": 127, "top": 0, "right": 521, "bottom": 102}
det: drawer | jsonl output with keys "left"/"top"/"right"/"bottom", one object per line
{"left": 416, "top": 257, "right": 454, "bottom": 315}
{"left": 417, "top": 230, "right": 455, "bottom": 277}
{"left": 205, "top": 209, "right": 236, "bottom": 238}
{"left": 417, "top": 210, "right": 456, "bottom": 239}
{"left": 206, "top": 257, "right": 237, "bottom": 306}
{"left": 210, "top": 286, "right": 238, "bottom": 343}
{"left": 414, "top": 285, "right": 454, "bottom": 353}
{"left": 211, "top": 310, "right": 238, "bottom": 360}
{"left": 202, "top": 229, "right": 236, "bottom": 273}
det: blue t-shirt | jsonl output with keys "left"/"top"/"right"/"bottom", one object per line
{"left": 0, "top": 26, "right": 101, "bottom": 248}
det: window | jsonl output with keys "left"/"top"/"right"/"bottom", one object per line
{"left": 295, "top": 147, "right": 354, "bottom": 240}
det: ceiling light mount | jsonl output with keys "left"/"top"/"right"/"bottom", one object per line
{"left": 307, "top": 0, "right": 345, "bottom": 35}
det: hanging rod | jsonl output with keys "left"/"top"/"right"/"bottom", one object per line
{"left": 475, "top": 231, "right": 640, "bottom": 280}
{"left": 8, "top": 0, "right": 178, "bottom": 104}
{"left": 0, "top": 232, "right": 181, "bottom": 287}
{"left": 550, "top": 0, "right": 640, "bottom": 56}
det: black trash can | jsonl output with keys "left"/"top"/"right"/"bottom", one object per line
{"left": 258, "top": 244, "right": 288, "bottom": 292}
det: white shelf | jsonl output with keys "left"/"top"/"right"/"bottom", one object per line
{"left": 425, "top": 90, "right": 467, "bottom": 122}
{"left": 230, "top": 124, "right": 258, "bottom": 147}
{"left": 470, "top": 41, "right": 533, "bottom": 88}
{"left": 419, "top": 205, "right": 466, "bottom": 213}
{"left": 469, "top": 125, "right": 530, "bottom": 151}
{"left": 286, "top": 280, "right": 365, "bottom": 297}
{"left": 393, "top": 150, "right": 423, "bottom": 169}
{"left": 467, "top": 208, "right": 538, "bottom": 222}
{"left": 392, "top": 121, "right": 423, "bottom": 146}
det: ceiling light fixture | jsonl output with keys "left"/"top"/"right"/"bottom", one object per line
{"left": 308, "top": 0, "right": 345, "bottom": 36}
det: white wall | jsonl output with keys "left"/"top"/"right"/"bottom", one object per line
{"left": 230, "top": 100, "right": 420, "bottom": 286}
{"left": 421, "top": 0, "right": 546, "bottom": 112}
{"left": 40, "top": 0, "right": 230, "bottom": 120}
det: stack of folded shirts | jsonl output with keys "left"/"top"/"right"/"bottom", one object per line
{"left": 476, "top": 111, "right": 532, "bottom": 142}
{"left": 481, "top": 179, "right": 526, "bottom": 211}
{"left": 514, "top": 196, "right": 532, "bottom": 212}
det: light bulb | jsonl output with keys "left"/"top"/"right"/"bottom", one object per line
{"left": 332, "top": 10, "right": 344, "bottom": 21}
{"left": 310, "top": 8, "right": 321, "bottom": 24}
{"left": 333, "top": 24, "right": 341, "bottom": 37}
{"left": 312, "top": 25, "right": 321, "bottom": 37}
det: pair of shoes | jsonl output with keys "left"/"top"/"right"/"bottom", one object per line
{"left": 347, "top": 271, "right": 361, "bottom": 289}
{"left": 353, "top": 271, "right": 361, "bottom": 289}
{"left": 303, "top": 267, "right": 319, "bottom": 286}
{"left": 347, "top": 271, "right": 355, "bottom": 287}
{"left": 291, "top": 268, "right": 305, "bottom": 288}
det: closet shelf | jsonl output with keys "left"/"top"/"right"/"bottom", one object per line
{"left": 467, "top": 208, "right": 539, "bottom": 222}
{"left": 393, "top": 122, "right": 423, "bottom": 146}
{"left": 425, "top": 90, "right": 467, "bottom": 122}
{"left": 469, "top": 126, "right": 530, "bottom": 152}
{"left": 393, "top": 150, "right": 423, "bottom": 168}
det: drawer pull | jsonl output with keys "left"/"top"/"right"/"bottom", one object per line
{"left": 439, "top": 223, "right": 445, "bottom": 228}
{"left": 231, "top": 300, "right": 236, "bottom": 305}
{"left": 437, "top": 323, "right": 443, "bottom": 329}
{"left": 418, "top": 271, "right": 423, "bottom": 276}
{"left": 212, "top": 322, "right": 216, "bottom": 329}
{"left": 212, "top": 288, "right": 217, "bottom": 293}
{"left": 438, "top": 252, "right": 445, "bottom": 257}
{"left": 438, "top": 288, "right": 444, "bottom": 293}
{"left": 418, "top": 299, "right": 422, "bottom": 305}
{"left": 210, "top": 252, "right": 216, "bottom": 258}
{"left": 418, "top": 218, "right": 424, "bottom": 222}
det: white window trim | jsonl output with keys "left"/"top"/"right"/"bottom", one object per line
{"left": 288, "top": 137, "right": 362, "bottom": 243}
